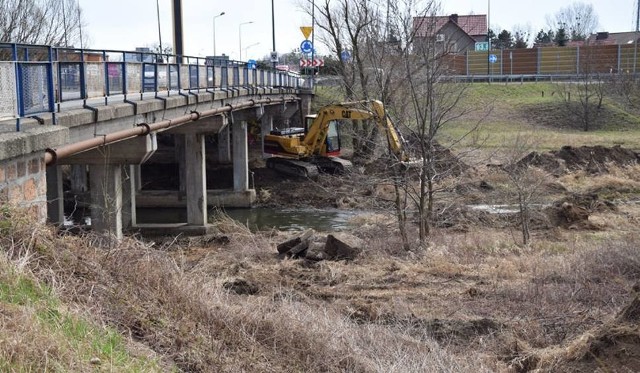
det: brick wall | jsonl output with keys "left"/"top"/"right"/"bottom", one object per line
{"left": 0, "top": 153, "right": 47, "bottom": 222}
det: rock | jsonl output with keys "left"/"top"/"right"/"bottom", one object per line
{"left": 89, "top": 357, "right": 101, "bottom": 365}
{"left": 324, "top": 233, "right": 363, "bottom": 260}
{"left": 479, "top": 180, "right": 494, "bottom": 191}
{"left": 305, "top": 239, "right": 329, "bottom": 261}
{"left": 277, "top": 229, "right": 314, "bottom": 254}
{"left": 223, "top": 278, "right": 259, "bottom": 295}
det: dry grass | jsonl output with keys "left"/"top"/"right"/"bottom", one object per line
{"left": 2, "top": 169, "right": 640, "bottom": 372}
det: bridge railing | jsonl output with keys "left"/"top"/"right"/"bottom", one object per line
{"left": 0, "top": 43, "right": 303, "bottom": 130}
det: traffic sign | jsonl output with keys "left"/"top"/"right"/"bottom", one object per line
{"left": 270, "top": 51, "right": 278, "bottom": 63}
{"left": 300, "top": 59, "right": 324, "bottom": 68}
{"left": 489, "top": 54, "right": 498, "bottom": 64}
{"left": 300, "top": 26, "right": 313, "bottom": 39}
{"left": 475, "top": 42, "right": 489, "bottom": 51}
{"left": 247, "top": 59, "right": 257, "bottom": 69}
{"left": 340, "top": 50, "right": 351, "bottom": 61}
{"left": 300, "top": 39, "right": 313, "bottom": 54}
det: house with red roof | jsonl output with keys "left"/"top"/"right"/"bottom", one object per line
{"left": 413, "top": 14, "right": 488, "bottom": 54}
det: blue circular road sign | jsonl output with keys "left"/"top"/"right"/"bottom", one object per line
{"left": 489, "top": 54, "right": 498, "bottom": 63}
{"left": 341, "top": 50, "right": 351, "bottom": 61}
{"left": 300, "top": 40, "right": 313, "bottom": 54}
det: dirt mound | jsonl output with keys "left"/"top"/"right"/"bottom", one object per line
{"left": 516, "top": 151, "right": 567, "bottom": 176}
{"left": 518, "top": 146, "right": 639, "bottom": 175}
{"left": 552, "top": 145, "right": 640, "bottom": 172}
{"left": 545, "top": 193, "right": 616, "bottom": 230}
{"left": 520, "top": 296, "right": 640, "bottom": 373}
{"left": 403, "top": 136, "right": 469, "bottom": 176}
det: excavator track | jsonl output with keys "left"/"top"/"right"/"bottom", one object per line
{"left": 266, "top": 157, "right": 320, "bottom": 179}
{"left": 312, "top": 156, "right": 353, "bottom": 174}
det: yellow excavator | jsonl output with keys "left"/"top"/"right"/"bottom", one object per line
{"left": 264, "top": 100, "right": 408, "bottom": 178}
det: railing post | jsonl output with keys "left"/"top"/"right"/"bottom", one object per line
{"left": 12, "top": 44, "right": 21, "bottom": 131}
{"left": 47, "top": 46, "right": 55, "bottom": 117}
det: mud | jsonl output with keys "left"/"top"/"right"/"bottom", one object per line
{"left": 518, "top": 145, "right": 640, "bottom": 175}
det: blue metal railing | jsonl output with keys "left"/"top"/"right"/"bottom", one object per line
{"left": 0, "top": 43, "right": 303, "bottom": 131}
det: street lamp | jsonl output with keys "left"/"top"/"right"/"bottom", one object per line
{"left": 213, "top": 11, "right": 225, "bottom": 56}
{"left": 243, "top": 42, "right": 260, "bottom": 59}
{"left": 239, "top": 21, "right": 254, "bottom": 61}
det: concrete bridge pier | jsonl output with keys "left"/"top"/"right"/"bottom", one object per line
{"left": 233, "top": 119, "right": 249, "bottom": 191}
{"left": 61, "top": 133, "right": 157, "bottom": 239}
{"left": 184, "top": 132, "right": 207, "bottom": 225}
{"left": 46, "top": 165, "right": 65, "bottom": 225}
{"left": 89, "top": 163, "right": 124, "bottom": 239}
{"left": 218, "top": 116, "right": 231, "bottom": 164}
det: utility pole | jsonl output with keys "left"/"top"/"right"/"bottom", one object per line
{"left": 172, "top": 0, "right": 184, "bottom": 59}
{"left": 272, "top": 0, "right": 276, "bottom": 69}
{"left": 635, "top": 0, "right": 639, "bottom": 73}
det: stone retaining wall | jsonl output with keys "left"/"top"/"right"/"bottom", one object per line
{"left": 0, "top": 153, "right": 47, "bottom": 222}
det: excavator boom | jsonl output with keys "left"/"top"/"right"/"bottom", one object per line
{"left": 264, "top": 100, "right": 407, "bottom": 177}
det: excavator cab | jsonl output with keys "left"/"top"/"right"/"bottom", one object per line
{"left": 304, "top": 115, "right": 341, "bottom": 155}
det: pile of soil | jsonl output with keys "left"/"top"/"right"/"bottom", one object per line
{"left": 518, "top": 145, "right": 640, "bottom": 175}
{"left": 403, "top": 135, "right": 469, "bottom": 177}
{"left": 544, "top": 193, "right": 616, "bottom": 230}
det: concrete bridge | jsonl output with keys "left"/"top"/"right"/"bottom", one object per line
{"left": 0, "top": 43, "right": 311, "bottom": 238}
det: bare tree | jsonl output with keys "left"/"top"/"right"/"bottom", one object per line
{"left": 545, "top": 1, "right": 599, "bottom": 41}
{"left": 0, "top": 0, "right": 84, "bottom": 46}
{"left": 557, "top": 45, "right": 607, "bottom": 131}
{"left": 303, "top": 0, "right": 406, "bottom": 159}
{"left": 391, "top": 1, "right": 484, "bottom": 244}
{"left": 502, "top": 134, "right": 550, "bottom": 246}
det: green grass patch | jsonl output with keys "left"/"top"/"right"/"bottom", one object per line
{"left": 0, "top": 261, "right": 161, "bottom": 372}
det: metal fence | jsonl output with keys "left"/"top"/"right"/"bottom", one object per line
{"left": 0, "top": 43, "right": 303, "bottom": 130}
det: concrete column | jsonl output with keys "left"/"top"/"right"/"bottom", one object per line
{"left": 233, "top": 120, "right": 249, "bottom": 191}
{"left": 89, "top": 163, "right": 123, "bottom": 239}
{"left": 70, "top": 164, "right": 87, "bottom": 193}
{"left": 46, "top": 165, "right": 64, "bottom": 225}
{"left": 175, "top": 135, "right": 187, "bottom": 193}
{"left": 261, "top": 113, "right": 273, "bottom": 157}
{"left": 184, "top": 133, "right": 207, "bottom": 225}
{"left": 133, "top": 164, "right": 142, "bottom": 191}
{"left": 218, "top": 124, "right": 231, "bottom": 164}
{"left": 121, "top": 165, "right": 136, "bottom": 229}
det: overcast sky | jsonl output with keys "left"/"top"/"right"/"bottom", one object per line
{"left": 81, "top": 0, "right": 637, "bottom": 60}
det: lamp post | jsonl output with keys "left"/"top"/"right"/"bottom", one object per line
{"left": 243, "top": 42, "right": 260, "bottom": 59}
{"left": 239, "top": 21, "right": 254, "bottom": 61}
{"left": 213, "top": 12, "right": 225, "bottom": 56}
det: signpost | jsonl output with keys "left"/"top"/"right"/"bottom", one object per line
{"left": 300, "top": 40, "right": 313, "bottom": 54}
{"left": 300, "top": 26, "right": 313, "bottom": 39}
{"left": 300, "top": 59, "right": 324, "bottom": 67}
{"left": 475, "top": 42, "right": 489, "bottom": 52}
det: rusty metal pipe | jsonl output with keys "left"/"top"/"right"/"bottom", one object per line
{"left": 44, "top": 96, "right": 296, "bottom": 165}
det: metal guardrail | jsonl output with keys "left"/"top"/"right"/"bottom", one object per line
{"left": 0, "top": 43, "right": 303, "bottom": 131}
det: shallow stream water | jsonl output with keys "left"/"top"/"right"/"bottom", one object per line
{"left": 136, "top": 207, "right": 362, "bottom": 232}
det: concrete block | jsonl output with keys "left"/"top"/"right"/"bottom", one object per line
{"left": 137, "top": 99, "right": 164, "bottom": 114}
{"left": 164, "top": 96, "right": 185, "bottom": 109}
{"left": 112, "top": 103, "right": 135, "bottom": 118}
{"left": 95, "top": 106, "right": 116, "bottom": 122}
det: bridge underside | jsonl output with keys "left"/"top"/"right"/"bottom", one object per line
{"left": 38, "top": 92, "right": 309, "bottom": 239}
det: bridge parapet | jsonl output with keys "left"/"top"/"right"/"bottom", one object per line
{"left": 0, "top": 43, "right": 307, "bottom": 130}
